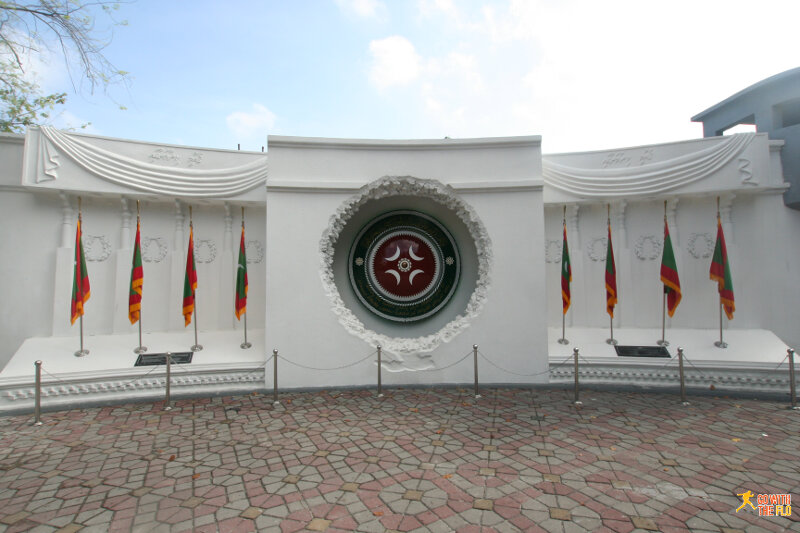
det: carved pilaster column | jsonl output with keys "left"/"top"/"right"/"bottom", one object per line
{"left": 223, "top": 203, "right": 233, "bottom": 253}
{"left": 173, "top": 199, "right": 185, "bottom": 251}
{"left": 59, "top": 191, "right": 74, "bottom": 248}
{"left": 120, "top": 197, "right": 132, "bottom": 249}
{"left": 666, "top": 198, "right": 679, "bottom": 245}
{"left": 719, "top": 193, "right": 735, "bottom": 243}
{"left": 612, "top": 200, "right": 627, "bottom": 248}
{"left": 222, "top": 203, "right": 235, "bottom": 329}
{"left": 169, "top": 200, "right": 186, "bottom": 330}
{"left": 566, "top": 204, "right": 580, "bottom": 248}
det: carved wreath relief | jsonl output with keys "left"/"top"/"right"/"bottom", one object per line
{"left": 83, "top": 235, "right": 111, "bottom": 262}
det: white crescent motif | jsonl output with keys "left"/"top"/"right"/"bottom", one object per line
{"left": 384, "top": 270, "right": 401, "bottom": 284}
{"left": 409, "top": 269, "right": 424, "bottom": 285}
{"left": 385, "top": 245, "right": 400, "bottom": 261}
{"left": 408, "top": 247, "right": 424, "bottom": 261}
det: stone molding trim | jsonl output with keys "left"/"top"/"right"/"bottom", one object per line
{"left": 0, "top": 367, "right": 265, "bottom": 412}
{"left": 37, "top": 127, "right": 267, "bottom": 197}
{"left": 549, "top": 360, "right": 793, "bottom": 393}
{"left": 319, "top": 176, "right": 493, "bottom": 359}
{"left": 543, "top": 133, "right": 754, "bottom": 197}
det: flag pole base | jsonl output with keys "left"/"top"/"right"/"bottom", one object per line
{"left": 163, "top": 406, "right": 172, "bottom": 411}
{"left": 573, "top": 401, "right": 583, "bottom": 406}
{"left": 656, "top": 339, "right": 669, "bottom": 347}
{"left": 714, "top": 341, "right": 728, "bottom": 349}
{"left": 605, "top": 338, "right": 617, "bottom": 346}
{"left": 191, "top": 344, "right": 203, "bottom": 352}
{"left": 681, "top": 401, "right": 690, "bottom": 406}
{"left": 557, "top": 338, "right": 569, "bottom": 345}
{"left": 240, "top": 342, "right": 252, "bottom": 349}
{"left": 74, "top": 349, "right": 89, "bottom": 357}
{"left": 134, "top": 346, "right": 148, "bottom": 354}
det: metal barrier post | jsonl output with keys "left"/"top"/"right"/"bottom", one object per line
{"left": 678, "top": 347, "right": 689, "bottom": 405}
{"left": 473, "top": 344, "right": 480, "bottom": 399}
{"left": 377, "top": 345, "right": 383, "bottom": 398}
{"left": 789, "top": 348, "right": 798, "bottom": 410}
{"left": 272, "top": 349, "right": 280, "bottom": 406}
{"left": 164, "top": 351, "right": 172, "bottom": 411}
{"left": 573, "top": 348, "right": 581, "bottom": 405}
{"left": 34, "top": 360, "right": 43, "bottom": 426}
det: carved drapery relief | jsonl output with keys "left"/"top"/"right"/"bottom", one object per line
{"left": 38, "top": 127, "right": 266, "bottom": 197}
{"left": 543, "top": 133, "right": 755, "bottom": 197}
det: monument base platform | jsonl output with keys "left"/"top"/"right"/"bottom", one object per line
{"left": 0, "top": 329, "right": 268, "bottom": 414}
{"left": 0, "top": 326, "right": 794, "bottom": 415}
{"left": 548, "top": 326, "right": 794, "bottom": 395}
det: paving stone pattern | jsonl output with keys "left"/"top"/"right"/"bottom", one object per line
{"left": 0, "top": 388, "right": 798, "bottom": 532}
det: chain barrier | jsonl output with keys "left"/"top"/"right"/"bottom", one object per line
{"left": 278, "top": 350, "right": 376, "bottom": 371}
{"left": 478, "top": 350, "right": 571, "bottom": 377}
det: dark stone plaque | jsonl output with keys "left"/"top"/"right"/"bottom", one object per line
{"left": 134, "top": 352, "right": 193, "bottom": 366}
{"left": 614, "top": 346, "right": 671, "bottom": 358}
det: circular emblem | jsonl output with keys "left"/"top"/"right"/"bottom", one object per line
{"left": 349, "top": 211, "right": 460, "bottom": 322}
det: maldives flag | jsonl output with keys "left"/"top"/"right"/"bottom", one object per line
{"left": 128, "top": 220, "right": 143, "bottom": 324}
{"left": 660, "top": 219, "right": 682, "bottom": 317}
{"left": 709, "top": 217, "right": 734, "bottom": 320}
{"left": 235, "top": 226, "right": 248, "bottom": 320}
{"left": 605, "top": 222, "right": 617, "bottom": 318}
{"left": 70, "top": 218, "right": 91, "bottom": 324}
{"left": 183, "top": 226, "right": 198, "bottom": 326}
{"left": 561, "top": 222, "right": 571, "bottom": 314}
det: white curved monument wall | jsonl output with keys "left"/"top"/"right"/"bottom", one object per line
{"left": 541, "top": 134, "right": 799, "bottom": 350}
{"left": 265, "top": 136, "right": 549, "bottom": 387}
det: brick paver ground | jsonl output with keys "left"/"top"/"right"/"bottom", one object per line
{"left": 0, "top": 388, "right": 798, "bottom": 532}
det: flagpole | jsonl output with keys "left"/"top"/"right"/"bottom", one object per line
{"left": 558, "top": 206, "right": 569, "bottom": 345}
{"left": 190, "top": 206, "right": 203, "bottom": 352}
{"left": 240, "top": 207, "right": 251, "bottom": 349}
{"left": 657, "top": 201, "right": 669, "bottom": 347}
{"left": 606, "top": 204, "right": 617, "bottom": 346}
{"left": 713, "top": 198, "right": 728, "bottom": 349}
{"left": 75, "top": 197, "right": 89, "bottom": 357}
{"left": 134, "top": 200, "right": 147, "bottom": 354}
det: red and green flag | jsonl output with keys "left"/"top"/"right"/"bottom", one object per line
{"left": 561, "top": 221, "right": 571, "bottom": 314}
{"left": 709, "top": 216, "right": 734, "bottom": 320}
{"left": 70, "top": 217, "right": 91, "bottom": 324}
{"left": 235, "top": 226, "right": 248, "bottom": 320}
{"left": 605, "top": 221, "right": 617, "bottom": 318}
{"left": 129, "top": 219, "right": 143, "bottom": 324}
{"left": 660, "top": 218, "right": 681, "bottom": 317}
{"left": 183, "top": 225, "right": 198, "bottom": 326}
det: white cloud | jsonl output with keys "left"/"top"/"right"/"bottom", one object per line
{"left": 368, "top": 36, "right": 421, "bottom": 89}
{"left": 226, "top": 104, "right": 276, "bottom": 143}
{"left": 335, "top": 0, "right": 385, "bottom": 18}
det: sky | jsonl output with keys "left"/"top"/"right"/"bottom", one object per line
{"left": 29, "top": 0, "right": 800, "bottom": 154}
